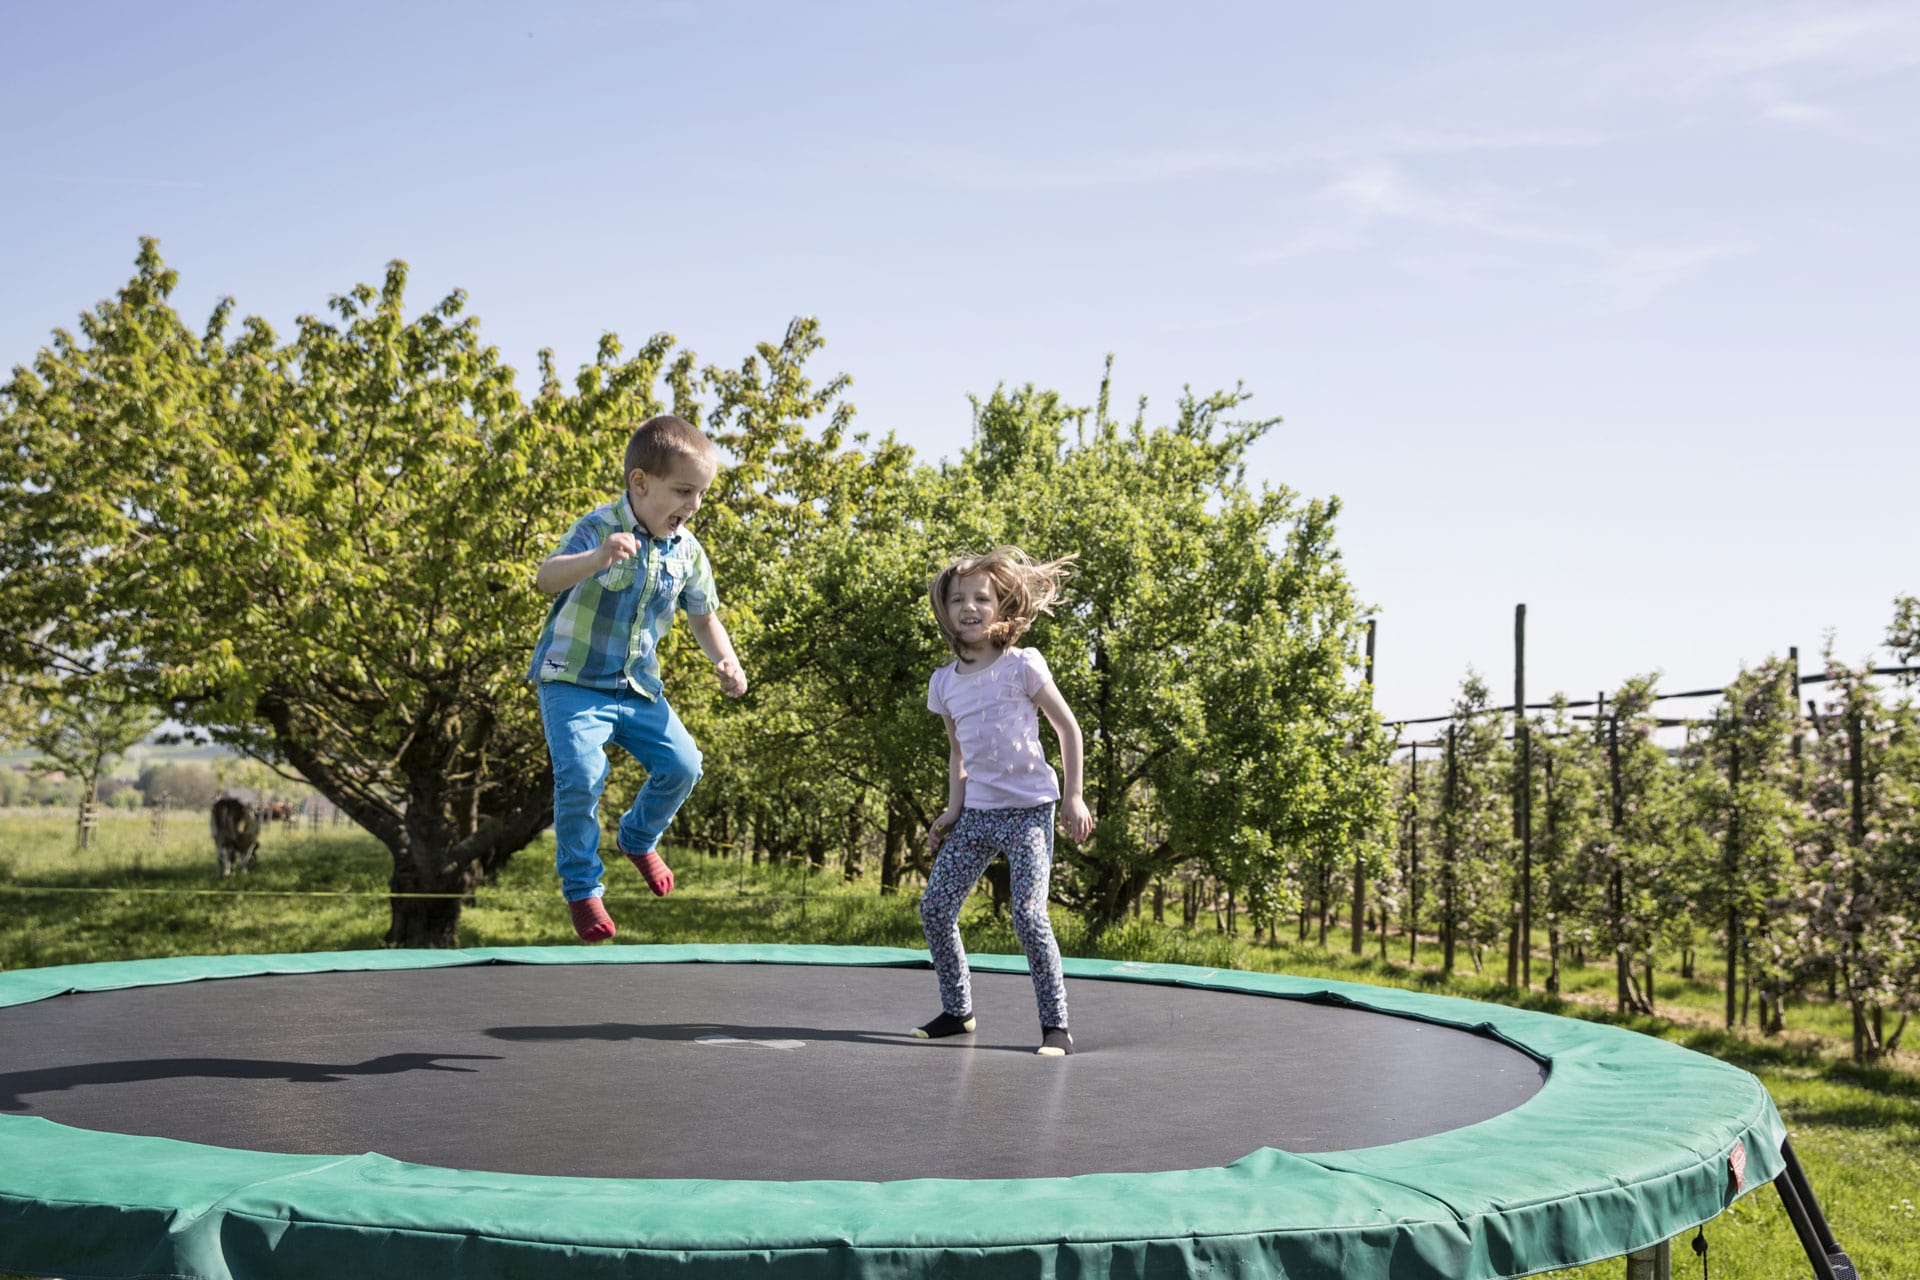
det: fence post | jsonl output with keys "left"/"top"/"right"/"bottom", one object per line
{"left": 1725, "top": 729, "right": 1740, "bottom": 1029}
{"left": 1847, "top": 707, "right": 1867, "bottom": 1061}
{"left": 1443, "top": 723, "right": 1458, "bottom": 975}
{"left": 1407, "top": 742, "right": 1420, "bottom": 966}
{"left": 1608, "top": 708, "right": 1627, "bottom": 1015}
{"left": 1788, "top": 646, "right": 1803, "bottom": 799}
{"left": 1353, "top": 620, "right": 1376, "bottom": 956}
{"left": 1512, "top": 603, "right": 1531, "bottom": 990}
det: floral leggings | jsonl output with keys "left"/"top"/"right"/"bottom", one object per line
{"left": 919, "top": 803, "right": 1068, "bottom": 1029}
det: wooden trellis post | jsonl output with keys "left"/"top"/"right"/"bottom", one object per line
{"left": 1353, "top": 620, "right": 1375, "bottom": 956}
{"left": 1511, "top": 603, "right": 1532, "bottom": 990}
{"left": 1407, "top": 741, "right": 1421, "bottom": 966}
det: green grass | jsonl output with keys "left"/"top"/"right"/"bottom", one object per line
{"left": 2, "top": 810, "right": 1916, "bottom": 1279}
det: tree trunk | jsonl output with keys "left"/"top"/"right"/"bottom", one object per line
{"left": 379, "top": 805, "right": 526, "bottom": 948}
{"left": 880, "top": 799, "right": 906, "bottom": 895}
{"left": 1084, "top": 857, "right": 1153, "bottom": 930}
{"left": 255, "top": 689, "right": 550, "bottom": 950}
{"left": 76, "top": 774, "right": 100, "bottom": 850}
{"left": 1350, "top": 851, "right": 1365, "bottom": 956}
{"left": 385, "top": 867, "right": 468, "bottom": 948}
{"left": 842, "top": 803, "right": 864, "bottom": 881}
{"left": 1505, "top": 913, "right": 1521, "bottom": 991}
{"left": 985, "top": 858, "right": 1011, "bottom": 917}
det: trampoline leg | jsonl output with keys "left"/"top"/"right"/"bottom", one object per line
{"left": 1774, "top": 1139, "right": 1859, "bottom": 1280}
{"left": 1624, "top": 1238, "right": 1671, "bottom": 1280}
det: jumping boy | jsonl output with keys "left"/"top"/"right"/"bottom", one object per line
{"left": 528, "top": 414, "right": 748, "bottom": 942}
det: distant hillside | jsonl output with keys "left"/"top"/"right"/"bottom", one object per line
{"left": 124, "top": 739, "right": 234, "bottom": 765}
{"left": 2, "top": 736, "right": 238, "bottom": 777}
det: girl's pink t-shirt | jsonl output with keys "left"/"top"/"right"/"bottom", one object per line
{"left": 927, "top": 646, "right": 1061, "bottom": 810}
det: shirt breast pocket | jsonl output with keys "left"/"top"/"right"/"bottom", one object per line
{"left": 596, "top": 559, "right": 638, "bottom": 592}
{"left": 660, "top": 553, "right": 697, "bottom": 598}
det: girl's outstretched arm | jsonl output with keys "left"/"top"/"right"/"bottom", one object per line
{"left": 928, "top": 715, "right": 967, "bottom": 852}
{"left": 1034, "top": 682, "right": 1095, "bottom": 843}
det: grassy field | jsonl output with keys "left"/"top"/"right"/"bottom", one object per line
{"left": 2, "top": 809, "right": 1915, "bottom": 1279}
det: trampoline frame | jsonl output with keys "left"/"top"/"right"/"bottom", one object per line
{"left": 0, "top": 944, "right": 1795, "bottom": 1279}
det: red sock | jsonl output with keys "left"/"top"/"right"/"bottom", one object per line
{"left": 567, "top": 896, "right": 616, "bottom": 942}
{"left": 628, "top": 849, "right": 674, "bottom": 896}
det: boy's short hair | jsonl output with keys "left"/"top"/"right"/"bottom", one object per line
{"left": 624, "top": 415, "right": 717, "bottom": 482}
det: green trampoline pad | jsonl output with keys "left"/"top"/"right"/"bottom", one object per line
{"left": 0, "top": 944, "right": 1786, "bottom": 1279}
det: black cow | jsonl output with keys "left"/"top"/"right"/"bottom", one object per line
{"left": 211, "top": 796, "right": 261, "bottom": 877}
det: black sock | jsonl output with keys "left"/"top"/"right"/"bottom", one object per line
{"left": 912, "top": 1011, "right": 977, "bottom": 1039}
{"left": 1037, "top": 1026, "right": 1073, "bottom": 1056}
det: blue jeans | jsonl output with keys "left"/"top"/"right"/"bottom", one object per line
{"left": 538, "top": 680, "right": 704, "bottom": 903}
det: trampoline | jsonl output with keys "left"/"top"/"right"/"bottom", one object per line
{"left": 0, "top": 944, "right": 1822, "bottom": 1278}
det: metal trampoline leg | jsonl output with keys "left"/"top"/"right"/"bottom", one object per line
{"left": 1625, "top": 1239, "right": 1671, "bottom": 1280}
{"left": 1775, "top": 1138, "right": 1860, "bottom": 1280}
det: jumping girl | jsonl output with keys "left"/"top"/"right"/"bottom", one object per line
{"left": 915, "top": 546, "right": 1095, "bottom": 1057}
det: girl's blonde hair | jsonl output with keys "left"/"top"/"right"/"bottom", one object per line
{"left": 929, "top": 546, "right": 1077, "bottom": 656}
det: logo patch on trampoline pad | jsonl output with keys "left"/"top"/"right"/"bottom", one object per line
{"left": 695, "top": 1036, "right": 805, "bottom": 1051}
{"left": 1728, "top": 1142, "right": 1747, "bottom": 1193}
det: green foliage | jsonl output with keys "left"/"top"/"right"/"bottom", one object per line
{"left": 923, "top": 365, "right": 1388, "bottom": 928}
{"left": 1386, "top": 596, "right": 1919, "bottom": 1050}
{"left": 1527, "top": 697, "right": 1603, "bottom": 992}
{"left": 669, "top": 346, "right": 939, "bottom": 893}
{"left": 1889, "top": 594, "right": 1919, "bottom": 685}
{"left": 1584, "top": 676, "right": 1687, "bottom": 1013}
{"left": 1692, "top": 658, "right": 1801, "bottom": 1025}
{"left": 0, "top": 767, "right": 82, "bottom": 808}
{"left": 135, "top": 762, "right": 222, "bottom": 811}
{"left": 0, "top": 664, "right": 158, "bottom": 843}
{"left": 0, "top": 245, "right": 873, "bottom": 945}
{"left": 1784, "top": 656, "right": 1920, "bottom": 1061}
{"left": 0, "top": 242, "right": 565, "bottom": 940}
{"left": 0, "top": 243, "right": 1385, "bottom": 949}
{"left": 19, "top": 684, "right": 158, "bottom": 841}
{"left": 1428, "top": 673, "right": 1513, "bottom": 973}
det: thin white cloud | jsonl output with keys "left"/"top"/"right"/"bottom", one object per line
{"left": 1597, "top": 241, "right": 1759, "bottom": 311}
{"left": 1380, "top": 3, "right": 1919, "bottom": 137}
{"left": 1297, "top": 160, "right": 1758, "bottom": 310}
{"left": 1762, "top": 100, "right": 1839, "bottom": 123}
{"left": 1354, "top": 127, "right": 1612, "bottom": 159}
{"left": 903, "top": 129, "right": 1605, "bottom": 195}
{"left": 1691, "top": 4, "right": 1920, "bottom": 81}
{"left": 1322, "top": 162, "right": 1596, "bottom": 250}
{"left": 1246, "top": 225, "right": 1369, "bottom": 264}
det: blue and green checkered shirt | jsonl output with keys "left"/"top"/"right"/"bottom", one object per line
{"left": 526, "top": 493, "right": 718, "bottom": 699}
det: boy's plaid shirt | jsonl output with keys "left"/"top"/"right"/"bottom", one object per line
{"left": 526, "top": 493, "right": 718, "bottom": 699}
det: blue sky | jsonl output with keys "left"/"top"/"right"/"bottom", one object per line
{"left": 5, "top": 1, "right": 1915, "bottom": 726}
